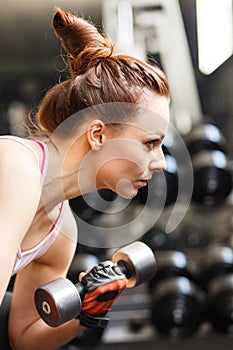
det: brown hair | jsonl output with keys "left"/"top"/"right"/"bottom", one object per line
{"left": 29, "top": 7, "right": 169, "bottom": 137}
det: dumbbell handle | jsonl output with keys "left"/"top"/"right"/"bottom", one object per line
{"left": 34, "top": 259, "right": 133, "bottom": 327}
{"left": 73, "top": 259, "right": 133, "bottom": 298}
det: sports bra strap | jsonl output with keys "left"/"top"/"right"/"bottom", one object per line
{"left": 34, "top": 140, "right": 48, "bottom": 174}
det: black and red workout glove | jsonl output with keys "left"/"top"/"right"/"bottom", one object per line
{"left": 77, "top": 261, "right": 128, "bottom": 328}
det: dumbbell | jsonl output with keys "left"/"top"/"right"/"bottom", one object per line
{"left": 142, "top": 226, "right": 175, "bottom": 251}
{"left": 185, "top": 123, "right": 232, "bottom": 206}
{"left": 69, "top": 189, "right": 117, "bottom": 223}
{"left": 199, "top": 246, "right": 233, "bottom": 334}
{"left": 35, "top": 241, "right": 156, "bottom": 327}
{"left": 178, "top": 223, "right": 211, "bottom": 250}
{"left": 149, "top": 250, "right": 206, "bottom": 338}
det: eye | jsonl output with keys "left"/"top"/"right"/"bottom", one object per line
{"left": 146, "top": 139, "right": 160, "bottom": 150}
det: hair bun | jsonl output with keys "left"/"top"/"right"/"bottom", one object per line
{"left": 53, "top": 7, "right": 115, "bottom": 75}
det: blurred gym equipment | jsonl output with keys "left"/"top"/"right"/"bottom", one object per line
{"left": 0, "top": 292, "right": 12, "bottom": 350}
{"left": 69, "top": 189, "right": 117, "bottom": 224}
{"left": 185, "top": 124, "right": 232, "bottom": 206}
{"left": 199, "top": 246, "right": 233, "bottom": 334}
{"left": 148, "top": 250, "right": 206, "bottom": 337}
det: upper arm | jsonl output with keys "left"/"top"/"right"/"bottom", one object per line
{"left": 8, "top": 205, "right": 78, "bottom": 340}
{"left": 0, "top": 142, "right": 42, "bottom": 302}
{"left": 0, "top": 141, "right": 42, "bottom": 242}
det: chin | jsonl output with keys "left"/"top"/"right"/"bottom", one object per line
{"left": 117, "top": 188, "right": 138, "bottom": 199}
{"left": 112, "top": 178, "right": 139, "bottom": 199}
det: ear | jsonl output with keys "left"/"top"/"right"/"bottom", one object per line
{"left": 87, "top": 119, "right": 106, "bottom": 150}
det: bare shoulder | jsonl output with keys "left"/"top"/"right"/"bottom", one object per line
{"left": 0, "top": 137, "right": 42, "bottom": 185}
{"left": 0, "top": 137, "right": 41, "bottom": 199}
{"left": 0, "top": 136, "right": 39, "bottom": 161}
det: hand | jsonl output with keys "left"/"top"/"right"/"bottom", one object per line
{"left": 77, "top": 261, "right": 128, "bottom": 328}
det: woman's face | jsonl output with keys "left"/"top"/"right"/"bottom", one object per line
{"left": 96, "top": 92, "right": 170, "bottom": 199}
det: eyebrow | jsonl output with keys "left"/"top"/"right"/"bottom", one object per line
{"left": 149, "top": 132, "right": 165, "bottom": 140}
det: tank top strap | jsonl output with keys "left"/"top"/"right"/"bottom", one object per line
{"left": 34, "top": 140, "right": 49, "bottom": 182}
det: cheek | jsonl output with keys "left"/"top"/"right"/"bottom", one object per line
{"left": 96, "top": 141, "right": 149, "bottom": 181}
{"left": 98, "top": 158, "right": 144, "bottom": 183}
{"left": 98, "top": 138, "right": 148, "bottom": 170}
{"left": 113, "top": 158, "right": 145, "bottom": 176}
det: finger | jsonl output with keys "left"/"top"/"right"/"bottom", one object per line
{"left": 79, "top": 267, "right": 93, "bottom": 282}
{"left": 78, "top": 271, "right": 86, "bottom": 282}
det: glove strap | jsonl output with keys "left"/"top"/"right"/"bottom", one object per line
{"left": 77, "top": 311, "right": 109, "bottom": 328}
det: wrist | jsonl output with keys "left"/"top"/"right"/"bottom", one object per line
{"left": 77, "top": 311, "right": 109, "bottom": 328}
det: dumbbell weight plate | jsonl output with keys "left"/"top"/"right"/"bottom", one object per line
{"left": 112, "top": 241, "right": 156, "bottom": 288}
{"left": 199, "top": 246, "right": 233, "bottom": 288}
{"left": 192, "top": 150, "right": 232, "bottom": 206}
{"left": 178, "top": 224, "right": 211, "bottom": 249}
{"left": 69, "top": 189, "right": 117, "bottom": 222}
{"left": 151, "top": 276, "right": 206, "bottom": 337}
{"left": 185, "top": 123, "right": 227, "bottom": 156}
{"left": 208, "top": 274, "right": 233, "bottom": 334}
{"left": 142, "top": 228, "right": 174, "bottom": 251}
{"left": 35, "top": 278, "right": 82, "bottom": 327}
{"left": 148, "top": 250, "right": 190, "bottom": 291}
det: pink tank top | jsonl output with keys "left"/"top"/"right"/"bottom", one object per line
{"left": 0, "top": 136, "right": 65, "bottom": 275}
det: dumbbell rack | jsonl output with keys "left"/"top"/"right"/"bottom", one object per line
{"left": 102, "top": 284, "right": 155, "bottom": 343}
{"left": 100, "top": 284, "right": 233, "bottom": 350}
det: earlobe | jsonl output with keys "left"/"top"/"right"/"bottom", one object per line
{"left": 87, "top": 119, "right": 106, "bottom": 151}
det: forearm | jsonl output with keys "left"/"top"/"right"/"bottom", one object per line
{"left": 10, "top": 318, "right": 86, "bottom": 350}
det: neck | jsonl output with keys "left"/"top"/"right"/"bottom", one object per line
{"left": 40, "top": 137, "right": 97, "bottom": 211}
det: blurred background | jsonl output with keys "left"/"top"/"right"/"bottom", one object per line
{"left": 1, "top": 0, "right": 233, "bottom": 349}
{"left": 0, "top": 0, "right": 232, "bottom": 136}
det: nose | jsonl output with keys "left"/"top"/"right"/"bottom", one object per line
{"left": 149, "top": 147, "right": 167, "bottom": 173}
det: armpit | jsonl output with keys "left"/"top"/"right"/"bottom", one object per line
{"left": 60, "top": 200, "right": 78, "bottom": 243}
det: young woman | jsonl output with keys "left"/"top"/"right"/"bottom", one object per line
{"left": 0, "top": 7, "right": 170, "bottom": 350}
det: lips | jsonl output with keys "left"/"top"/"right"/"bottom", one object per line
{"left": 134, "top": 177, "right": 151, "bottom": 188}
{"left": 141, "top": 177, "right": 152, "bottom": 182}
{"left": 137, "top": 180, "right": 148, "bottom": 187}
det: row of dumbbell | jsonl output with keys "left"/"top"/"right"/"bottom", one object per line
{"left": 148, "top": 246, "right": 233, "bottom": 337}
